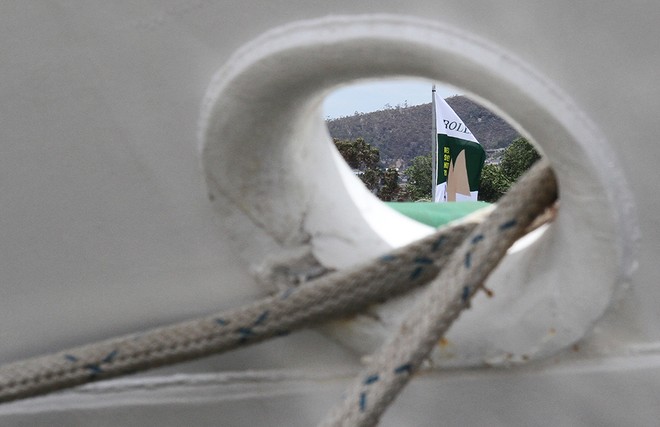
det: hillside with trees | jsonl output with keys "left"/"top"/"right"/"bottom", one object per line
{"left": 329, "top": 95, "right": 541, "bottom": 203}
{"left": 326, "top": 96, "right": 520, "bottom": 169}
{"left": 334, "top": 136, "right": 540, "bottom": 203}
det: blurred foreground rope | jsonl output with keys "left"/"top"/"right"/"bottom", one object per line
{"left": 0, "top": 161, "right": 556, "bottom": 427}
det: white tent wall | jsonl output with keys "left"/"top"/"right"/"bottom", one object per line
{"left": 0, "top": 2, "right": 657, "bottom": 425}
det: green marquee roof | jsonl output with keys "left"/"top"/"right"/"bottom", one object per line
{"left": 385, "top": 201, "right": 490, "bottom": 228}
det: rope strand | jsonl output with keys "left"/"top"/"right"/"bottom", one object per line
{"left": 0, "top": 215, "right": 478, "bottom": 403}
{"left": 319, "top": 160, "right": 557, "bottom": 426}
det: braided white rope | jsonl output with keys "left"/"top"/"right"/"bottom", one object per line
{"left": 0, "top": 160, "right": 556, "bottom": 424}
{"left": 0, "top": 214, "right": 478, "bottom": 403}
{"left": 319, "top": 160, "right": 557, "bottom": 426}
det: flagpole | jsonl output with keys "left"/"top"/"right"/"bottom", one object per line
{"left": 431, "top": 85, "right": 437, "bottom": 202}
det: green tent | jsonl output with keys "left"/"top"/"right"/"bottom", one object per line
{"left": 385, "top": 201, "right": 489, "bottom": 228}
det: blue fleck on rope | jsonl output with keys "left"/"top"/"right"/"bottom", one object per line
{"left": 499, "top": 219, "right": 518, "bottom": 231}
{"left": 254, "top": 311, "right": 270, "bottom": 326}
{"left": 461, "top": 286, "right": 470, "bottom": 303}
{"left": 84, "top": 364, "right": 103, "bottom": 377}
{"left": 101, "top": 350, "right": 118, "bottom": 364}
{"left": 359, "top": 392, "right": 367, "bottom": 412}
{"left": 431, "top": 235, "right": 447, "bottom": 252}
{"left": 319, "top": 160, "right": 557, "bottom": 427}
{"left": 363, "top": 374, "right": 380, "bottom": 385}
{"left": 393, "top": 363, "right": 413, "bottom": 375}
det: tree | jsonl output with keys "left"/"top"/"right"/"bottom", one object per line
{"left": 378, "top": 168, "right": 400, "bottom": 201}
{"left": 333, "top": 137, "right": 402, "bottom": 200}
{"left": 404, "top": 154, "right": 432, "bottom": 201}
{"left": 334, "top": 137, "right": 382, "bottom": 193}
{"left": 478, "top": 164, "right": 511, "bottom": 202}
{"left": 359, "top": 168, "right": 381, "bottom": 194}
{"left": 500, "top": 137, "right": 541, "bottom": 181}
{"left": 333, "top": 137, "right": 380, "bottom": 171}
{"left": 478, "top": 137, "right": 540, "bottom": 202}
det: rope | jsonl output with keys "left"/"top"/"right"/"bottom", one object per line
{"left": 319, "top": 160, "right": 557, "bottom": 426}
{"left": 0, "top": 215, "right": 478, "bottom": 403}
{"left": 0, "top": 160, "right": 557, "bottom": 426}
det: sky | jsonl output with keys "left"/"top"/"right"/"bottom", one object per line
{"left": 322, "top": 78, "right": 459, "bottom": 119}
